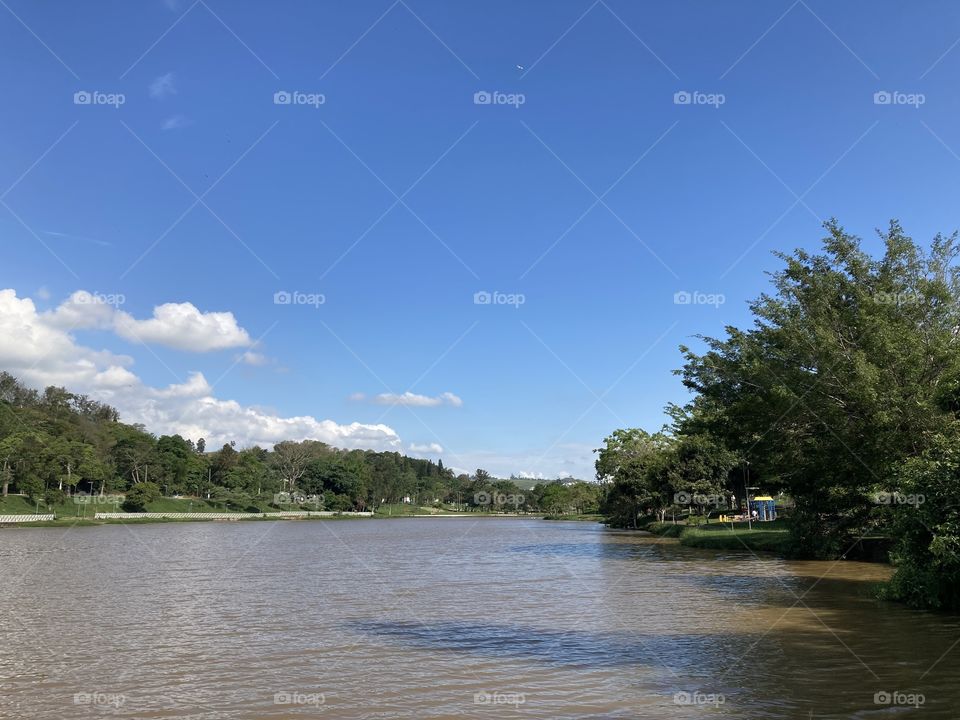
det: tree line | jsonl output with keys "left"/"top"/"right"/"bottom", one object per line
{"left": 0, "top": 374, "right": 599, "bottom": 516}
{"left": 597, "top": 221, "right": 960, "bottom": 610}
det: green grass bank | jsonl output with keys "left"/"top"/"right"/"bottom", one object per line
{"left": 646, "top": 518, "right": 792, "bottom": 554}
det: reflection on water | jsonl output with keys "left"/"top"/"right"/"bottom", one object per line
{"left": 350, "top": 618, "right": 678, "bottom": 669}
{"left": 0, "top": 519, "right": 958, "bottom": 718}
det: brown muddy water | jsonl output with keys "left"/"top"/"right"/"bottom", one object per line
{"left": 0, "top": 518, "right": 958, "bottom": 718}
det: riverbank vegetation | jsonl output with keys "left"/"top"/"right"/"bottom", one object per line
{"left": 598, "top": 221, "right": 960, "bottom": 610}
{"left": 646, "top": 520, "right": 792, "bottom": 553}
{"left": 0, "top": 373, "right": 601, "bottom": 521}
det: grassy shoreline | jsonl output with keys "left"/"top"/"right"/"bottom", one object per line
{"left": 645, "top": 519, "right": 792, "bottom": 554}
{"left": 0, "top": 496, "right": 556, "bottom": 528}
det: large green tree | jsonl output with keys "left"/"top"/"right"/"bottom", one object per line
{"left": 673, "top": 221, "right": 960, "bottom": 562}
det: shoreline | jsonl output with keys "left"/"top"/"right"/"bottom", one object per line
{"left": 0, "top": 511, "right": 577, "bottom": 528}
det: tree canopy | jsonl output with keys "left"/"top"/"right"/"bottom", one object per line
{"left": 599, "top": 221, "right": 960, "bottom": 609}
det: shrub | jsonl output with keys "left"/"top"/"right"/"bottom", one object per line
{"left": 122, "top": 482, "right": 161, "bottom": 512}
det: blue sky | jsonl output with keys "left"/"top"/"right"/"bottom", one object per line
{"left": 3, "top": 0, "right": 960, "bottom": 479}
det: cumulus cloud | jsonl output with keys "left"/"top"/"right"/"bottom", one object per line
{"left": 150, "top": 72, "right": 177, "bottom": 99}
{"left": 45, "top": 291, "right": 252, "bottom": 352}
{"left": 114, "top": 302, "right": 251, "bottom": 351}
{"left": 365, "top": 391, "right": 463, "bottom": 407}
{"left": 45, "top": 290, "right": 117, "bottom": 330}
{"left": 0, "top": 289, "right": 402, "bottom": 452}
{"left": 0, "top": 290, "right": 133, "bottom": 389}
{"left": 409, "top": 442, "right": 444, "bottom": 454}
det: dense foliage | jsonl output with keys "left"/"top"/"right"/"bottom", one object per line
{"left": 599, "top": 221, "right": 960, "bottom": 609}
{"left": 0, "top": 373, "right": 599, "bottom": 516}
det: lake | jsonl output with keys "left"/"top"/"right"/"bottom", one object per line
{"left": 1, "top": 518, "right": 958, "bottom": 718}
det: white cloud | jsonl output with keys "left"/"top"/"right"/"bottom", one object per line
{"left": 45, "top": 292, "right": 253, "bottom": 352}
{"left": 239, "top": 351, "right": 269, "bottom": 366}
{"left": 92, "top": 366, "right": 139, "bottom": 388}
{"left": 0, "top": 289, "right": 402, "bottom": 453}
{"left": 368, "top": 391, "right": 463, "bottom": 407}
{"left": 45, "top": 290, "right": 117, "bottom": 330}
{"left": 115, "top": 302, "right": 252, "bottom": 351}
{"left": 0, "top": 290, "right": 133, "bottom": 389}
{"left": 409, "top": 442, "right": 444, "bottom": 454}
{"left": 150, "top": 73, "right": 177, "bottom": 99}
{"left": 161, "top": 115, "right": 190, "bottom": 131}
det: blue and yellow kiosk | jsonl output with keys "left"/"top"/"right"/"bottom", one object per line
{"left": 748, "top": 496, "right": 777, "bottom": 521}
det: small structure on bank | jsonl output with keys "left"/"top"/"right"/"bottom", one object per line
{"left": 749, "top": 496, "right": 777, "bottom": 522}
